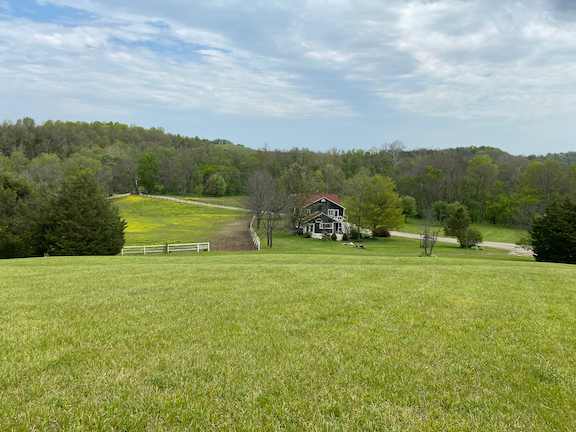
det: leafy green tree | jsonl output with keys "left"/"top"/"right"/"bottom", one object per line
{"left": 137, "top": 152, "right": 160, "bottom": 193}
{"left": 530, "top": 200, "right": 576, "bottom": 264}
{"left": 520, "top": 160, "right": 568, "bottom": 208}
{"left": 0, "top": 173, "right": 48, "bottom": 258}
{"left": 345, "top": 174, "right": 403, "bottom": 232}
{"left": 204, "top": 174, "right": 227, "bottom": 197}
{"left": 400, "top": 195, "right": 417, "bottom": 222}
{"left": 44, "top": 171, "right": 126, "bottom": 256}
{"left": 432, "top": 201, "right": 449, "bottom": 222}
{"left": 464, "top": 154, "right": 499, "bottom": 221}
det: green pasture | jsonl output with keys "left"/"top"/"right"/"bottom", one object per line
{"left": 113, "top": 195, "right": 242, "bottom": 245}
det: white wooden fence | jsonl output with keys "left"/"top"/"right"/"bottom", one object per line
{"left": 121, "top": 242, "right": 210, "bottom": 256}
{"left": 249, "top": 215, "right": 261, "bottom": 251}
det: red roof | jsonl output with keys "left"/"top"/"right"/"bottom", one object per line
{"left": 304, "top": 193, "right": 343, "bottom": 207}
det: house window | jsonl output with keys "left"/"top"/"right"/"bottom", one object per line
{"left": 328, "top": 209, "right": 340, "bottom": 218}
{"left": 321, "top": 223, "right": 333, "bottom": 230}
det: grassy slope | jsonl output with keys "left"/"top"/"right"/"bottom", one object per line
{"left": 402, "top": 218, "right": 528, "bottom": 244}
{"left": 1, "top": 253, "right": 575, "bottom": 430}
{"left": 114, "top": 195, "right": 242, "bottom": 245}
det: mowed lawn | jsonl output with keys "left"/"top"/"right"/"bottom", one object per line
{"left": 260, "top": 231, "right": 530, "bottom": 262}
{"left": 402, "top": 218, "right": 528, "bottom": 244}
{"left": 1, "top": 249, "right": 575, "bottom": 430}
{"left": 113, "top": 195, "right": 243, "bottom": 245}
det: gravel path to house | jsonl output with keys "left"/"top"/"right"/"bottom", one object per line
{"left": 390, "top": 231, "right": 533, "bottom": 256}
{"left": 146, "top": 195, "right": 251, "bottom": 213}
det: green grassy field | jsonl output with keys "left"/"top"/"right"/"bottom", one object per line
{"left": 1, "top": 251, "right": 575, "bottom": 431}
{"left": 113, "top": 195, "right": 243, "bottom": 245}
{"left": 1, "top": 198, "right": 572, "bottom": 430}
{"left": 402, "top": 218, "right": 528, "bottom": 244}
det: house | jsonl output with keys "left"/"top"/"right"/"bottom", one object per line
{"left": 297, "top": 193, "right": 348, "bottom": 239}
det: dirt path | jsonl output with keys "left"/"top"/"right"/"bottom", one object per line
{"left": 144, "top": 194, "right": 255, "bottom": 251}
{"left": 212, "top": 217, "right": 256, "bottom": 251}
{"left": 146, "top": 195, "right": 250, "bottom": 213}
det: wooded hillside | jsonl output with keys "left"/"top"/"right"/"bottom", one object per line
{"left": 1, "top": 118, "right": 575, "bottom": 227}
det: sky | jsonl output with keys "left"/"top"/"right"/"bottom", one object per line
{"left": 1, "top": 0, "right": 576, "bottom": 154}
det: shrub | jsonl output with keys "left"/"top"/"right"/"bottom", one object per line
{"left": 350, "top": 229, "right": 361, "bottom": 241}
{"left": 342, "top": 233, "right": 349, "bottom": 242}
{"left": 530, "top": 200, "right": 576, "bottom": 264}
{"left": 373, "top": 227, "right": 391, "bottom": 238}
{"left": 457, "top": 227, "right": 483, "bottom": 249}
{"left": 444, "top": 202, "right": 471, "bottom": 237}
{"left": 331, "top": 233, "right": 338, "bottom": 241}
{"left": 303, "top": 232, "right": 312, "bottom": 239}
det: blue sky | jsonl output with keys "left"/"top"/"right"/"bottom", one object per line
{"left": 1, "top": 0, "right": 576, "bottom": 154}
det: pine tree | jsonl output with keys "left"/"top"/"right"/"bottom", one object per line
{"left": 45, "top": 171, "right": 127, "bottom": 256}
{"left": 530, "top": 200, "right": 576, "bottom": 264}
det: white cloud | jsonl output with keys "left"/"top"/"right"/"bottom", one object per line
{"left": 3, "top": 0, "right": 576, "bottom": 122}
{"left": 0, "top": 4, "right": 353, "bottom": 119}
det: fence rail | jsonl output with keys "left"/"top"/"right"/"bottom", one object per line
{"left": 121, "top": 242, "right": 210, "bottom": 256}
{"left": 249, "top": 215, "right": 261, "bottom": 251}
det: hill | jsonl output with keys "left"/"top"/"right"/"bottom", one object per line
{"left": 1, "top": 251, "right": 575, "bottom": 430}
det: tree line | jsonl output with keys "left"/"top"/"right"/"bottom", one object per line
{"left": 2, "top": 119, "right": 575, "bottom": 228}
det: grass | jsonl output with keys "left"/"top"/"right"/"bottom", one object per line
{"left": 1, "top": 198, "right": 570, "bottom": 430}
{"left": 1, "top": 252, "right": 575, "bottom": 430}
{"left": 402, "top": 218, "right": 528, "bottom": 244}
{"left": 182, "top": 195, "right": 248, "bottom": 208}
{"left": 113, "top": 195, "right": 243, "bottom": 245}
{"left": 260, "top": 230, "right": 529, "bottom": 262}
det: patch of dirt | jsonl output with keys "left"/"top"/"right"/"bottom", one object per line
{"left": 212, "top": 217, "right": 256, "bottom": 251}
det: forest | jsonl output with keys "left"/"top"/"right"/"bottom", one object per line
{"left": 1, "top": 118, "right": 575, "bottom": 229}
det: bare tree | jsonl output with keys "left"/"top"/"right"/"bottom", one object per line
{"left": 420, "top": 208, "right": 439, "bottom": 257}
{"left": 248, "top": 170, "right": 273, "bottom": 229}
{"left": 264, "top": 180, "right": 289, "bottom": 248}
{"left": 248, "top": 170, "right": 288, "bottom": 248}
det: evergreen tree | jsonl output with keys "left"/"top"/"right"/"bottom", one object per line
{"left": 44, "top": 171, "right": 126, "bottom": 256}
{"left": 530, "top": 200, "right": 576, "bottom": 264}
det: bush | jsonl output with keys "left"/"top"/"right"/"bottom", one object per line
{"left": 342, "top": 233, "right": 349, "bottom": 242}
{"left": 331, "top": 233, "right": 338, "bottom": 241}
{"left": 444, "top": 202, "right": 471, "bottom": 237}
{"left": 350, "top": 229, "right": 361, "bottom": 241}
{"left": 530, "top": 200, "right": 576, "bottom": 264}
{"left": 303, "top": 232, "right": 312, "bottom": 239}
{"left": 373, "top": 227, "right": 391, "bottom": 238}
{"left": 457, "top": 227, "right": 483, "bottom": 249}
